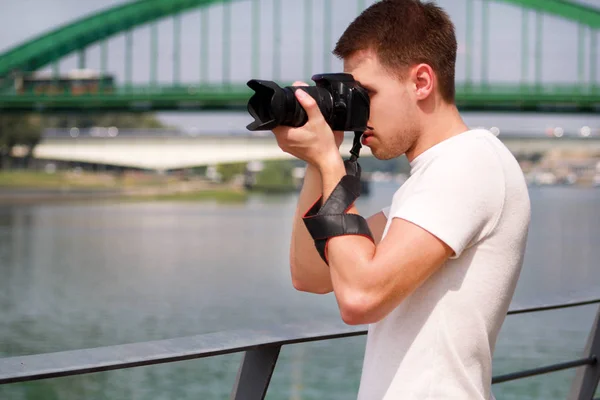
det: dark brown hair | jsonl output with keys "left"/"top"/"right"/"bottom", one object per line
{"left": 333, "top": 0, "right": 457, "bottom": 103}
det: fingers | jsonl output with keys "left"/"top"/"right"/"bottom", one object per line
{"left": 295, "top": 89, "right": 324, "bottom": 122}
{"left": 292, "top": 80, "right": 322, "bottom": 122}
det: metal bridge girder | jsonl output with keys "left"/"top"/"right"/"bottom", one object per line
{"left": 493, "top": 0, "right": 600, "bottom": 29}
{"left": 0, "top": 0, "right": 599, "bottom": 81}
{"left": 0, "top": 0, "right": 238, "bottom": 79}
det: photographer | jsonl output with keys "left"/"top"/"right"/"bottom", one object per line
{"left": 271, "top": 0, "right": 531, "bottom": 399}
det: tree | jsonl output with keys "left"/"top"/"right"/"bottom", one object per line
{"left": 253, "top": 160, "right": 296, "bottom": 192}
{"left": 216, "top": 162, "right": 246, "bottom": 183}
{"left": 0, "top": 114, "right": 42, "bottom": 169}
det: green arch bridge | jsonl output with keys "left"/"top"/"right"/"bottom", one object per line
{"left": 0, "top": 0, "right": 599, "bottom": 113}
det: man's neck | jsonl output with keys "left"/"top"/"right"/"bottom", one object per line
{"left": 406, "top": 103, "right": 469, "bottom": 163}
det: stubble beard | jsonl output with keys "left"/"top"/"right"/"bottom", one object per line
{"left": 372, "top": 128, "right": 418, "bottom": 160}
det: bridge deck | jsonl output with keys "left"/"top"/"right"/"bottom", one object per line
{"left": 1, "top": 84, "right": 599, "bottom": 113}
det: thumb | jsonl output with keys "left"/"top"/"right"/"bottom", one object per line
{"left": 295, "top": 88, "right": 324, "bottom": 122}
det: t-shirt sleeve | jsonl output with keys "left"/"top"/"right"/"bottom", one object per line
{"left": 381, "top": 206, "right": 391, "bottom": 219}
{"left": 388, "top": 153, "right": 505, "bottom": 259}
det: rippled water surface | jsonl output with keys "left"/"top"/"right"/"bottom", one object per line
{"left": 1, "top": 184, "right": 599, "bottom": 399}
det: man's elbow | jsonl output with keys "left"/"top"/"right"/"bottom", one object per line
{"left": 289, "top": 258, "right": 333, "bottom": 294}
{"left": 292, "top": 278, "right": 332, "bottom": 294}
{"left": 338, "top": 290, "right": 385, "bottom": 326}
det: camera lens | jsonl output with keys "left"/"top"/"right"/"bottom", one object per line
{"left": 246, "top": 80, "right": 333, "bottom": 131}
{"left": 246, "top": 74, "right": 369, "bottom": 132}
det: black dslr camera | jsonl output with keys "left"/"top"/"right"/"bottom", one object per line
{"left": 245, "top": 73, "right": 370, "bottom": 132}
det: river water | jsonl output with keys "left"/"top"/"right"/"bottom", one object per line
{"left": 0, "top": 183, "right": 599, "bottom": 399}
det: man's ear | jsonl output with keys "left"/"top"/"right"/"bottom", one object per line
{"left": 412, "top": 64, "right": 434, "bottom": 100}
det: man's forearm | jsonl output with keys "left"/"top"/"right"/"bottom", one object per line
{"left": 317, "top": 157, "right": 377, "bottom": 307}
{"left": 289, "top": 164, "right": 333, "bottom": 293}
{"left": 301, "top": 156, "right": 388, "bottom": 324}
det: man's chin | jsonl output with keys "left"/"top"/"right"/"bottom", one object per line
{"left": 371, "top": 149, "right": 396, "bottom": 161}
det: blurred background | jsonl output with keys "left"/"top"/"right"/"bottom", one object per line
{"left": 0, "top": 0, "right": 599, "bottom": 399}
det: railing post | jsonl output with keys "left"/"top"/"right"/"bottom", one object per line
{"left": 230, "top": 345, "right": 281, "bottom": 400}
{"left": 569, "top": 305, "right": 600, "bottom": 400}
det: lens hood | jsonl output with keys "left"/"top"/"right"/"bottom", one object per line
{"left": 246, "top": 80, "right": 285, "bottom": 131}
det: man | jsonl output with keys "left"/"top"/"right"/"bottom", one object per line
{"left": 271, "top": 0, "right": 531, "bottom": 398}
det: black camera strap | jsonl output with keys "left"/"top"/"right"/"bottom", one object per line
{"left": 302, "top": 131, "right": 375, "bottom": 265}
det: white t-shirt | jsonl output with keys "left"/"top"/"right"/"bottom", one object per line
{"left": 356, "top": 129, "right": 531, "bottom": 400}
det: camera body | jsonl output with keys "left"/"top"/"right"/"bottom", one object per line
{"left": 246, "top": 73, "right": 370, "bottom": 132}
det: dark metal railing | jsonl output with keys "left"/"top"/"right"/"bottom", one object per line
{"left": 492, "top": 356, "right": 597, "bottom": 384}
{"left": 1, "top": 298, "right": 599, "bottom": 400}
{"left": 507, "top": 298, "right": 600, "bottom": 314}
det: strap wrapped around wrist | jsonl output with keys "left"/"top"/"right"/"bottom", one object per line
{"left": 302, "top": 160, "right": 374, "bottom": 265}
{"left": 304, "top": 214, "right": 373, "bottom": 240}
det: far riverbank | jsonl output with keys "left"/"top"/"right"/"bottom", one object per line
{"left": 0, "top": 171, "right": 250, "bottom": 205}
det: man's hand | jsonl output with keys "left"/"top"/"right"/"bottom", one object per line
{"left": 272, "top": 81, "right": 344, "bottom": 169}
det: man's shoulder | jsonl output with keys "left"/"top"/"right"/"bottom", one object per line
{"left": 438, "top": 129, "right": 507, "bottom": 159}
{"left": 424, "top": 130, "right": 520, "bottom": 180}
{"left": 423, "top": 139, "right": 503, "bottom": 177}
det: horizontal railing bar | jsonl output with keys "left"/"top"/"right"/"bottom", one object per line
{"left": 1, "top": 298, "right": 598, "bottom": 385}
{"left": 0, "top": 322, "right": 365, "bottom": 385}
{"left": 508, "top": 298, "right": 600, "bottom": 315}
{"left": 492, "top": 356, "right": 597, "bottom": 384}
